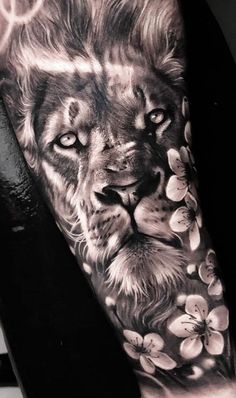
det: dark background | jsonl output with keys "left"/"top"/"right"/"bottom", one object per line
{"left": 207, "top": 0, "right": 236, "bottom": 62}
{"left": 0, "top": 1, "right": 235, "bottom": 397}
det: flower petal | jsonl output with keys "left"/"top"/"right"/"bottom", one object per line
{"left": 185, "top": 192, "right": 197, "bottom": 211}
{"left": 123, "top": 330, "right": 143, "bottom": 346}
{"left": 189, "top": 182, "right": 198, "bottom": 199}
{"left": 168, "top": 314, "right": 198, "bottom": 337}
{"left": 206, "top": 249, "right": 217, "bottom": 266}
{"left": 187, "top": 263, "right": 197, "bottom": 275}
{"left": 196, "top": 212, "right": 203, "bottom": 228}
{"left": 166, "top": 175, "right": 188, "bottom": 202}
{"left": 199, "top": 262, "right": 214, "bottom": 285}
{"left": 140, "top": 354, "right": 155, "bottom": 374}
{"left": 180, "top": 146, "right": 190, "bottom": 164}
{"left": 167, "top": 149, "right": 185, "bottom": 176}
{"left": 204, "top": 330, "right": 224, "bottom": 355}
{"left": 187, "top": 366, "right": 204, "bottom": 380}
{"left": 208, "top": 278, "right": 223, "bottom": 297}
{"left": 189, "top": 150, "right": 196, "bottom": 167}
{"left": 148, "top": 352, "right": 176, "bottom": 370}
{"left": 143, "top": 333, "right": 164, "bottom": 353}
{"left": 185, "top": 295, "right": 208, "bottom": 321}
{"left": 123, "top": 342, "right": 140, "bottom": 360}
{"left": 189, "top": 222, "right": 200, "bottom": 251}
{"left": 180, "top": 335, "right": 203, "bottom": 359}
{"left": 184, "top": 121, "right": 192, "bottom": 145}
{"left": 207, "top": 306, "right": 229, "bottom": 331}
{"left": 169, "top": 207, "right": 191, "bottom": 232}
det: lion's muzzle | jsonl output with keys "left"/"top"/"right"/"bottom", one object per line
{"left": 91, "top": 137, "right": 163, "bottom": 211}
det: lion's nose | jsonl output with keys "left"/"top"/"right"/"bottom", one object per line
{"left": 95, "top": 172, "right": 161, "bottom": 209}
{"left": 102, "top": 180, "right": 141, "bottom": 207}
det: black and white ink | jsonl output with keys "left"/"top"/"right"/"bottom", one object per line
{"left": 0, "top": 1, "right": 235, "bottom": 397}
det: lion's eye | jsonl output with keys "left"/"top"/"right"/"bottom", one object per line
{"left": 149, "top": 109, "right": 165, "bottom": 125}
{"left": 58, "top": 132, "right": 77, "bottom": 148}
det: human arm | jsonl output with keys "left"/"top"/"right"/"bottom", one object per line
{"left": 0, "top": 1, "right": 235, "bottom": 397}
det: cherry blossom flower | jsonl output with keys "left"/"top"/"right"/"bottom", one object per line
{"left": 169, "top": 192, "right": 202, "bottom": 251}
{"left": 123, "top": 330, "right": 176, "bottom": 374}
{"left": 168, "top": 295, "right": 229, "bottom": 360}
{"left": 166, "top": 147, "right": 196, "bottom": 202}
{"left": 199, "top": 250, "right": 223, "bottom": 297}
{"left": 184, "top": 121, "right": 192, "bottom": 147}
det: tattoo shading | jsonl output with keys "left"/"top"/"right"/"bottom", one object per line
{"left": 0, "top": 1, "right": 235, "bottom": 396}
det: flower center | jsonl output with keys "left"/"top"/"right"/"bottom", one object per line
{"left": 206, "top": 264, "right": 220, "bottom": 280}
{"left": 136, "top": 344, "right": 151, "bottom": 354}
{"left": 184, "top": 162, "right": 194, "bottom": 182}
{"left": 193, "top": 320, "right": 207, "bottom": 335}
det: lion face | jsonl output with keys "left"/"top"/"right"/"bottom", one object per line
{"left": 1, "top": 0, "right": 187, "bottom": 298}
{"left": 28, "top": 54, "right": 186, "bottom": 295}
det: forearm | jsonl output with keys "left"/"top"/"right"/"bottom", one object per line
{"left": 0, "top": 1, "right": 235, "bottom": 397}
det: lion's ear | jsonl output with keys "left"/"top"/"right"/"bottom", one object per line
{"left": 130, "top": 0, "right": 185, "bottom": 83}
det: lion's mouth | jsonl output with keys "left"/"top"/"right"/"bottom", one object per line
{"left": 105, "top": 231, "right": 185, "bottom": 297}
{"left": 108, "top": 230, "right": 179, "bottom": 267}
{"left": 87, "top": 168, "right": 181, "bottom": 266}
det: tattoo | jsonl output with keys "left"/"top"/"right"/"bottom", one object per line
{"left": 0, "top": 1, "right": 235, "bottom": 396}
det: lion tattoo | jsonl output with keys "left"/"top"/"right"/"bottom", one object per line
{"left": 2, "top": 0, "right": 187, "bottom": 302}
{"left": 1, "top": 1, "right": 234, "bottom": 395}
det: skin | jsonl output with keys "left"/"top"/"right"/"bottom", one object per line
{"left": 0, "top": 1, "right": 235, "bottom": 396}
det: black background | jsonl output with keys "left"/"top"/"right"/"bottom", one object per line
{"left": 0, "top": 1, "right": 236, "bottom": 397}
{"left": 207, "top": 0, "right": 236, "bottom": 62}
